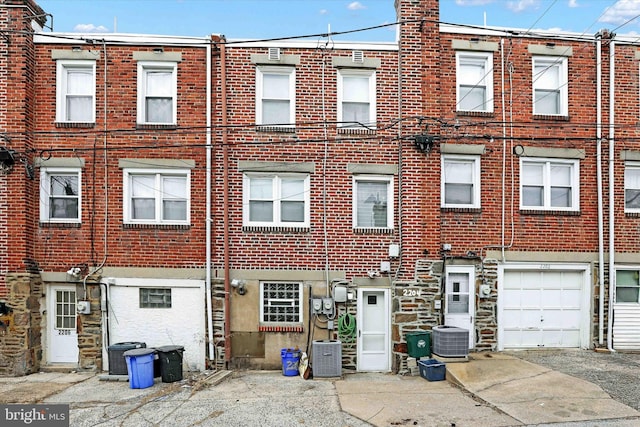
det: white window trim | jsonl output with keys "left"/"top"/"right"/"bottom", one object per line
{"left": 122, "top": 168, "right": 191, "bottom": 225}
{"left": 242, "top": 173, "right": 311, "bottom": 228}
{"left": 259, "top": 281, "right": 304, "bottom": 325}
{"left": 519, "top": 157, "right": 580, "bottom": 211}
{"left": 614, "top": 266, "right": 640, "bottom": 304}
{"left": 456, "top": 52, "right": 493, "bottom": 113}
{"left": 56, "top": 60, "right": 96, "bottom": 123}
{"left": 532, "top": 56, "right": 568, "bottom": 116}
{"left": 255, "top": 66, "right": 296, "bottom": 128}
{"left": 352, "top": 174, "right": 394, "bottom": 229}
{"left": 337, "top": 68, "right": 376, "bottom": 129}
{"left": 136, "top": 61, "right": 178, "bottom": 125}
{"left": 40, "top": 167, "right": 82, "bottom": 223}
{"left": 624, "top": 162, "right": 640, "bottom": 213}
{"left": 441, "top": 154, "right": 481, "bottom": 209}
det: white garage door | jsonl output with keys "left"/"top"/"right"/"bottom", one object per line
{"left": 501, "top": 269, "right": 586, "bottom": 349}
{"left": 107, "top": 278, "right": 206, "bottom": 371}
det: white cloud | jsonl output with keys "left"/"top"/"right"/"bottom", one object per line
{"left": 347, "top": 2, "right": 366, "bottom": 11}
{"left": 568, "top": 0, "right": 579, "bottom": 7}
{"left": 319, "top": 9, "right": 329, "bottom": 15}
{"left": 507, "top": 0, "right": 540, "bottom": 13}
{"left": 600, "top": 0, "right": 640, "bottom": 26}
{"left": 73, "top": 23, "right": 109, "bottom": 33}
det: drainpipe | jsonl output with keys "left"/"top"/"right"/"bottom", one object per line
{"left": 220, "top": 37, "right": 231, "bottom": 364}
{"left": 596, "top": 33, "right": 604, "bottom": 346}
{"left": 205, "top": 38, "right": 215, "bottom": 365}
{"left": 607, "top": 38, "right": 616, "bottom": 352}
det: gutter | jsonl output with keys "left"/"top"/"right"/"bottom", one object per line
{"left": 596, "top": 32, "right": 604, "bottom": 346}
{"left": 607, "top": 38, "right": 616, "bottom": 352}
{"left": 205, "top": 38, "right": 215, "bottom": 365}
{"left": 220, "top": 37, "right": 231, "bottom": 364}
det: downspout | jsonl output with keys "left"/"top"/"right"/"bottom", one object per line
{"left": 221, "top": 37, "right": 231, "bottom": 364}
{"left": 205, "top": 38, "right": 215, "bottom": 365}
{"left": 596, "top": 33, "right": 604, "bottom": 346}
{"left": 607, "top": 38, "right": 616, "bottom": 352}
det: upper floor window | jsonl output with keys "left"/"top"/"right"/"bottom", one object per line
{"left": 441, "top": 155, "right": 481, "bottom": 208}
{"left": 353, "top": 175, "right": 393, "bottom": 229}
{"left": 532, "top": 56, "right": 568, "bottom": 116}
{"left": 123, "top": 169, "right": 190, "bottom": 225}
{"left": 625, "top": 163, "right": 640, "bottom": 212}
{"left": 56, "top": 60, "right": 95, "bottom": 123}
{"left": 243, "top": 173, "right": 310, "bottom": 228}
{"left": 520, "top": 158, "right": 579, "bottom": 211}
{"left": 338, "top": 68, "right": 376, "bottom": 129}
{"left": 137, "top": 61, "right": 177, "bottom": 125}
{"left": 40, "top": 168, "right": 81, "bottom": 223}
{"left": 256, "top": 66, "right": 295, "bottom": 128}
{"left": 456, "top": 52, "right": 493, "bottom": 112}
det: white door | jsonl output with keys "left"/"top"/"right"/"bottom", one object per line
{"left": 357, "top": 288, "right": 390, "bottom": 371}
{"left": 444, "top": 266, "right": 475, "bottom": 348}
{"left": 500, "top": 267, "right": 588, "bottom": 349}
{"left": 47, "top": 285, "right": 79, "bottom": 364}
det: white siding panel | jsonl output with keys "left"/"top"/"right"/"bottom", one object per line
{"left": 613, "top": 304, "right": 640, "bottom": 350}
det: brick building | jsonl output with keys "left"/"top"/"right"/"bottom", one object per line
{"left": 1, "top": 0, "right": 639, "bottom": 376}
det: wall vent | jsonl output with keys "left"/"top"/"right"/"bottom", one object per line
{"left": 268, "top": 47, "right": 281, "bottom": 61}
{"left": 352, "top": 50, "right": 364, "bottom": 63}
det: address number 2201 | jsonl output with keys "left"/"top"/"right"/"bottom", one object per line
{"left": 402, "top": 289, "right": 421, "bottom": 297}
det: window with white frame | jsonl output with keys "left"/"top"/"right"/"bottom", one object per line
{"left": 615, "top": 269, "right": 640, "bottom": 303}
{"left": 337, "top": 68, "right": 376, "bottom": 129}
{"left": 256, "top": 66, "right": 295, "bottom": 127}
{"left": 260, "top": 282, "right": 303, "bottom": 324}
{"left": 353, "top": 175, "right": 393, "bottom": 228}
{"left": 520, "top": 158, "right": 579, "bottom": 211}
{"left": 243, "top": 173, "right": 310, "bottom": 227}
{"left": 624, "top": 163, "right": 640, "bottom": 212}
{"left": 40, "top": 168, "right": 81, "bottom": 223}
{"left": 532, "top": 56, "right": 568, "bottom": 116}
{"left": 456, "top": 52, "right": 493, "bottom": 112}
{"left": 137, "top": 61, "right": 177, "bottom": 125}
{"left": 56, "top": 60, "right": 96, "bottom": 123}
{"left": 441, "top": 155, "right": 481, "bottom": 208}
{"left": 123, "top": 169, "right": 190, "bottom": 224}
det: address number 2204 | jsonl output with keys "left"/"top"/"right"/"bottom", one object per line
{"left": 402, "top": 289, "right": 421, "bottom": 297}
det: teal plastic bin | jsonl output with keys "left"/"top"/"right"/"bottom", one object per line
{"left": 406, "top": 331, "right": 431, "bottom": 358}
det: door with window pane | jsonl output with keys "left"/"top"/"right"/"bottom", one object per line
{"left": 47, "top": 285, "right": 79, "bottom": 364}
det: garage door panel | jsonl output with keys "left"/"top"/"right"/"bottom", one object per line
{"left": 543, "top": 309, "right": 581, "bottom": 328}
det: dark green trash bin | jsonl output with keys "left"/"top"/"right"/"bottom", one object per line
{"left": 406, "top": 331, "right": 431, "bottom": 358}
{"left": 155, "top": 345, "right": 185, "bottom": 383}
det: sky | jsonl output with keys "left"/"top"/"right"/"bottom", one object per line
{"left": 34, "top": 0, "right": 640, "bottom": 42}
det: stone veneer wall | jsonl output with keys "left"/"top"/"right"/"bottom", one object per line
{"left": 76, "top": 283, "right": 103, "bottom": 371}
{"left": 0, "top": 273, "right": 42, "bottom": 376}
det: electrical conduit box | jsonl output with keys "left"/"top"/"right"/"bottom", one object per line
{"left": 322, "top": 298, "right": 334, "bottom": 316}
{"left": 312, "top": 298, "right": 323, "bottom": 314}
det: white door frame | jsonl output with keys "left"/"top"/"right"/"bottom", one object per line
{"left": 497, "top": 263, "right": 591, "bottom": 351}
{"left": 46, "top": 284, "right": 79, "bottom": 364}
{"left": 356, "top": 287, "right": 391, "bottom": 372}
{"left": 444, "top": 264, "right": 475, "bottom": 348}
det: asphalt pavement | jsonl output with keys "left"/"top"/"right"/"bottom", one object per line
{"left": 0, "top": 350, "right": 639, "bottom": 426}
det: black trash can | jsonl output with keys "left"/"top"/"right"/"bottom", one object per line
{"left": 108, "top": 342, "right": 146, "bottom": 375}
{"left": 155, "top": 345, "right": 185, "bottom": 383}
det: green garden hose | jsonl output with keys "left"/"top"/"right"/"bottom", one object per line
{"left": 337, "top": 313, "right": 356, "bottom": 343}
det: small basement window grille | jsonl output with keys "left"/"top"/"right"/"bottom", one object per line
{"left": 352, "top": 50, "right": 364, "bottom": 63}
{"left": 140, "top": 288, "right": 172, "bottom": 308}
{"left": 261, "top": 282, "right": 302, "bottom": 323}
{"left": 268, "top": 47, "right": 281, "bottom": 61}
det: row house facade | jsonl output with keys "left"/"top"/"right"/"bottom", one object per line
{"left": 0, "top": 0, "right": 639, "bottom": 376}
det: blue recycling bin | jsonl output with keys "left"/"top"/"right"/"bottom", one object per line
{"left": 124, "top": 348, "right": 156, "bottom": 389}
{"left": 280, "top": 348, "right": 301, "bottom": 376}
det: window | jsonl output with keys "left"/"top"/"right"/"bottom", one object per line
{"left": 140, "top": 288, "right": 172, "bottom": 308}
{"left": 456, "top": 52, "right": 493, "bottom": 112}
{"left": 616, "top": 270, "right": 640, "bottom": 303}
{"left": 337, "top": 68, "right": 376, "bottom": 129}
{"left": 532, "top": 56, "right": 568, "bottom": 116}
{"left": 441, "top": 155, "right": 481, "bottom": 208}
{"left": 123, "top": 169, "right": 190, "bottom": 224}
{"left": 137, "top": 61, "right": 177, "bottom": 125}
{"left": 353, "top": 175, "right": 393, "bottom": 228}
{"left": 260, "top": 282, "right": 302, "bottom": 324}
{"left": 256, "top": 66, "right": 295, "bottom": 128}
{"left": 243, "top": 173, "right": 310, "bottom": 227}
{"left": 520, "top": 158, "right": 579, "bottom": 211}
{"left": 625, "top": 163, "right": 640, "bottom": 212}
{"left": 40, "top": 168, "right": 81, "bottom": 223}
{"left": 56, "top": 60, "right": 95, "bottom": 123}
